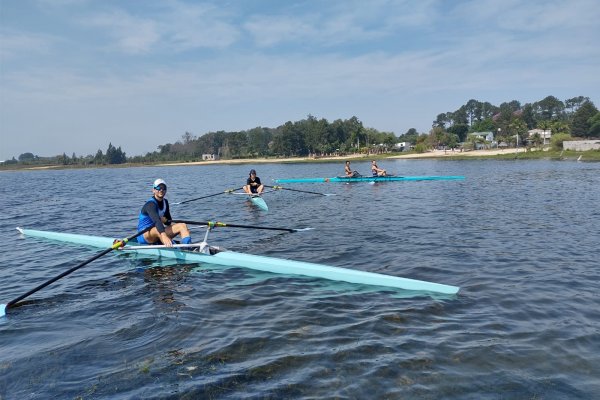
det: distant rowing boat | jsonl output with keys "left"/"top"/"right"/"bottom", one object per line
{"left": 15, "top": 227, "right": 459, "bottom": 295}
{"left": 274, "top": 175, "right": 466, "bottom": 184}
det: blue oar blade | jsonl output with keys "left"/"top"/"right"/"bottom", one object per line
{"left": 1, "top": 304, "right": 6, "bottom": 318}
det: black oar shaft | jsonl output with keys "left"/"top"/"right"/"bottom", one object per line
{"left": 176, "top": 188, "right": 242, "bottom": 205}
{"left": 171, "top": 219, "right": 296, "bottom": 233}
{"left": 5, "top": 227, "right": 152, "bottom": 310}
{"left": 266, "top": 185, "right": 326, "bottom": 196}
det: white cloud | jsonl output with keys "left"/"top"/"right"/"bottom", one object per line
{"left": 1, "top": 0, "right": 599, "bottom": 160}
{"left": 0, "top": 31, "right": 57, "bottom": 60}
{"left": 84, "top": 10, "right": 161, "bottom": 54}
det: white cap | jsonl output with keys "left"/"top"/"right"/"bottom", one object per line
{"left": 153, "top": 178, "right": 166, "bottom": 188}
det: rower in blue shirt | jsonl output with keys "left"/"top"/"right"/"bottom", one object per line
{"left": 137, "top": 179, "right": 191, "bottom": 247}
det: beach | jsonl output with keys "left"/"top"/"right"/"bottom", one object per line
{"left": 157, "top": 147, "right": 526, "bottom": 166}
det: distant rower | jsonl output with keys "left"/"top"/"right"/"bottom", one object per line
{"left": 344, "top": 161, "right": 360, "bottom": 178}
{"left": 371, "top": 160, "right": 387, "bottom": 176}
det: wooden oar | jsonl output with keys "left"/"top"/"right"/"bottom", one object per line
{"left": 173, "top": 188, "right": 242, "bottom": 205}
{"left": 266, "top": 185, "right": 333, "bottom": 196}
{"left": 0, "top": 226, "right": 153, "bottom": 317}
{"left": 171, "top": 219, "right": 303, "bottom": 233}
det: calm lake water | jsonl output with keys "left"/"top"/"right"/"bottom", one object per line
{"left": 1, "top": 159, "right": 599, "bottom": 399}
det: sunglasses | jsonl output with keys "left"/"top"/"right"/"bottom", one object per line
{"left": 154, "top": 185, "right": 167, "bottom": 191}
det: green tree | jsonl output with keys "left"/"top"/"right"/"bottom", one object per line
{"left": 94, "top": 149, "right": 104, "bottom": 164}
{"left": 398, "top": 128, "right": 419, "bottom": 145}
{"left": 182, "top": 131, "right": 196, "bottom": 144}
{"left": 571, "top": 101, "right": 599, "bottom": 137}
{"left": 530, "top": 133, "right": 543, "bottom": 149}
{"left": 564, "top": 96, "right": 589, "bottom": 114}
{"left": 247, "top": 127, "right": 272, "bottom": 156}
{"left": 588, "top": 112, "right": 600, "bottom": 138}
{"left": 105, "top": 143, "right": 126, "bottom": 164}
{"left": 475, "top": 101, "right": 498, "bottom": 122}
{"left": 535, "top": 95, "right": 565, "bottom": 120}
{"left": 509, "top": 119, "right": 528, "bottom": 146}
{"left": 470, "top": 118, "right": 495, "bottom": 133}
{"left": 550, "top": 133, "right": 572, "bottom": 151}
{"left": 521, "top": 103, "right": 537, "bottom": 129}
{"left": 344, "top": 116, "right": 365, "bottom": 150}
{"left": 18, "top": 152, "right": 36, "bottom": 162}
{"left": 464, "top": 99, "right": 479, "bottom": 126}
{"left": 447, "top": 124, "right": 469, "bottom": 142}
{"left": 272, "top": 121, "right": 306, "bottom": 156}
{"left": 550, "top": 120, "right": 570, "bottom": 136}
{"left": 433, "top": 113, "right": 450, "bottom": 128}
{"left": 302, "top": 115, "right": 330, "bottom": 155}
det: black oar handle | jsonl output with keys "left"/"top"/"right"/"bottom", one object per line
{"left": 171, "top": 220, "right": 296, "bottom": 233}
{"left": 265, "top": 185, "right": 327, "bottom": 196}
{"left": 5, "top": 226, "right": 153, "bottom": 311}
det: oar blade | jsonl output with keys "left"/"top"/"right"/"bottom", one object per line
{"left": 1, "top": 304, "right": 6, "bottom": 318}
{"left": 2, "top": 226, "right": 152, "bottom": 317}
{"left": 292, "top": 227, "right": 314, "bottom": 232}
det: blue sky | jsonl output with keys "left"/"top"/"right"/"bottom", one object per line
{"left": 1, "top": 0, "right": 599, "bottom": 160}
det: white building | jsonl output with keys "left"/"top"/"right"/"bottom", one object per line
{"left": 472, "top": 131, "right": 494, "bottom": 142}
{"left": 527, "top": 129, "right": 551, "bottom": 145}
{"left": 394, "top": 142, "right": 408, "bottom": 151}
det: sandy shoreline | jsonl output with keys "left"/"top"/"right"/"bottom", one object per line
{"left": 157, "top": 148, "right": 525, "bottom": 166}
{"left": 9, "top": 148, "right": 525, "bottom": 171}
{"left": 388, "top": 147, "right": 527, "bottom": 159}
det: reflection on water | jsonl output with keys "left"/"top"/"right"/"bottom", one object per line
{"left": 1, "top": 160, "right": 599, "bottom": 399}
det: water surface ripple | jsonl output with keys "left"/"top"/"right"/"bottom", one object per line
{"left": 1, "top": 159, "right": 599, "bottom": 399}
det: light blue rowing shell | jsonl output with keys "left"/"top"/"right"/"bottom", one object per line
{"left": 15, "top": 228, "right": 459, "bottom": 294}
{"left": 249, "top": 195, "right": 268, "bottom": 211}
{"left": 273, "top": 175, "right": 466, "bottom": 183}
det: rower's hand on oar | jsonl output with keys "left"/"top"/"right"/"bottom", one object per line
{"left": 160, "top": 232, "right": 173, "bottom": 247}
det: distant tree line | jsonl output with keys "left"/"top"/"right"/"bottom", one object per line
{"left": 4, "top": 95, "right": 599, "bottom": 167}
{"left": 419, "top": 95, "right": 599, "bottom": 151}
{"left": 128, "top": 115, "right": 397, "bottom": 163}
{"left": 5, "top": 143, "right": 126, "bottom": 167}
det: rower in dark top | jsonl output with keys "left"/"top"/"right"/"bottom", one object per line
{"left": 243, "top": 169, "right": 264, "bottom": 195}
{"left": 371, "top": 160, "right": 387, "bottom": 176}
{"left": 137, "top": 179, "right": 191, "bottom": 247}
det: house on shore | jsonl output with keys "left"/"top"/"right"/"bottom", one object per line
{"left": 527, "top": 129, "right": 552, "bottom": 146}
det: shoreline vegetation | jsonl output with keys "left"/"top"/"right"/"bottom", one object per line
{"left": 2, "top": 148, "right": 599, "bottom": 172}
{"left": 5, "top": 95, "right": 599, "bottom": 171}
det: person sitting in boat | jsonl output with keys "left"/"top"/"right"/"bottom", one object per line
{"left": 344, "top": 161, "right": 360, "bottom": 178}
{"left": 371, "top": 160, "right": 387, "bottom": 176}
{"left": 137, "top": 179, "right": 192, "bottom": 247}
{"left": 243, "top": 169, "right": 264, "bottom": 195}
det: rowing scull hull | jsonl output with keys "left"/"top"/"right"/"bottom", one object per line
{"left": 249, "top": 195, "right": 268, "bottom": 211}
{"left": 16, "top": 228, "right": 459, "bottom": 294}
{"left": 273, "top": 175, "right": 465, "bottom": 184}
